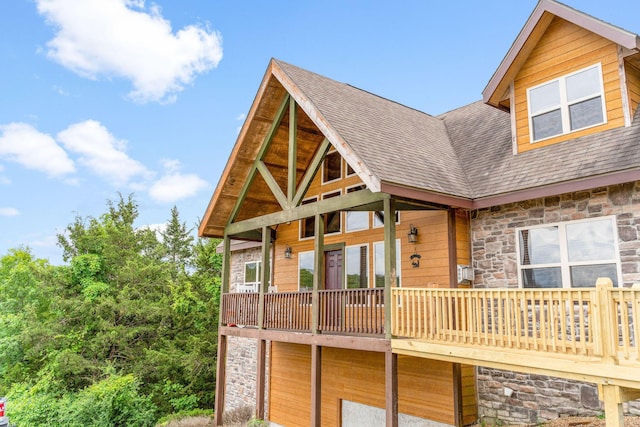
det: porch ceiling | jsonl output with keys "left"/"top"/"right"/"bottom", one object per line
{"left": 199, "top": 65, "right": 326, "bottom": 238}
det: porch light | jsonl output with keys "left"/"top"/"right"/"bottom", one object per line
{"left": 284, "top": 245, "right": 292, "bottom": 259}
{"left": 408, "top": 224, "right": 418, "bottom": 243}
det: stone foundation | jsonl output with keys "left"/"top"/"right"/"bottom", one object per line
{"left": 224, "top": 247, "right": 266, "bottom": 414}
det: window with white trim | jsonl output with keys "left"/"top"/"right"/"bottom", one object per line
{"left": 527, "top": 64, "right": 606, "bottom": 142}
{"left": 323, "top": 190, "right": 342, "bottom": 234}
{"left": 345, "top": 184, "right": 368, "bottom": 232}
{"left": 242, "top": 261, "right": 261, "bottom": 292}
{"left": 373, "top": 210, "right": 399, "bottom": 228}
{"left": 298, "top": 251, "right": 314, "bottom": 291}
{"left": 516, "top": 216, "right": 621, "bottom": 288}
{"left": 346, "top": 244, "right": 369, "bottom": 289}
{"left": 322, "top": 150, "right": 342, "bottom": 184}
{"left": 374, "top": 239, "right": 401, "bottom": 288}
{"left": 299, "top": 197, "right": 317, "bottom": 239}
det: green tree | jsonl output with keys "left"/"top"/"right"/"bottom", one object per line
{"left": 0, "top": 195, "right": 223, "bottom": 422}
{"left": 160, "top": 205, "right": 194, "bottom": 278}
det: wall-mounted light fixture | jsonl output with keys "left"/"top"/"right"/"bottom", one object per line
{"left": 284, "top": 245, "right": 292, "bottom": 259}
{"left": 407, "top": 224, "right": 418, "bottom": 243}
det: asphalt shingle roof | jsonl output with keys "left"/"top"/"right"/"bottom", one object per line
{"left": 276, "top": 60, "right": 473, "bottom": 198}
{"left": 278, "top": 59, "right": 640, "bottom": 202}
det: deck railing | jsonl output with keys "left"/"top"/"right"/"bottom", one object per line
{"left": 220, "top": 288, "right": 385, "bottom": 336}
{"left": 222, "top": 292, "right": 259, "bottom": 327}
{"left": 318, "top": 288, "right": 385, "bottom": 335}
{"left": 264, "top": 291, "right": 312, "bottom": 331}
{"left": 392, "top": 285, "right": 639, "bottom": 363}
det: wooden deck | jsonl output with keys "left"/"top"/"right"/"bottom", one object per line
{"left": 219, "top": 281, "right": 640, "bottom": 427}
{"left": 391, "top": 283, "right": 640, "bottom": 388}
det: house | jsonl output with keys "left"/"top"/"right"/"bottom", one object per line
{"left": 198, "top": 1, "right": 640, "bottom": 426}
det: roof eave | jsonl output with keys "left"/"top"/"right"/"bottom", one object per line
{"left": 472, "top": 169, "right": 640, "bottom": 209}
{"left": 198, "top": 60, "right": 278, "bottom": 238}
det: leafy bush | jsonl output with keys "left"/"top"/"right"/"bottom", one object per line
{"left": 7, "top": 373, "right": 157, "bottom": 427}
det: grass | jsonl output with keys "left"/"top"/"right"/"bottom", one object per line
{"left": 158, "top": 406, "right": 268, "bottom": 427}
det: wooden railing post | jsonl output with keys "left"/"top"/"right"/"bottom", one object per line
{"left": 595, "top": 277, "right": 616, "bottom": 364}
{"left": 595, "top": 278, "right": 627, "bottom": 427}
{"left": 257, "top": 226, "right": 271, "bottom": 330}
{"left": 312, "top": 214, "right": 324, "bottom": 334}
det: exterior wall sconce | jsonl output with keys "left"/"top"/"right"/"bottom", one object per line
{"left": 284, "top": 245, "right": 292, "bottom": 259}
{"left": 408, "top": 224, "right": 418, "bottom": 243}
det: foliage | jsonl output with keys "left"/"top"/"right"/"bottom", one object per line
{"left": 0, "top": 195, "right": 222, "bottom": 425}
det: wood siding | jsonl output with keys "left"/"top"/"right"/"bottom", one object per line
{"left": 269, "top": 342, "right": 476, "bottom": 426}
{"left": 271, "top": 157, "right": 455, "bottom": 292}
{"left": 514, "top": 17, "right": 626, "bottom": 152}
{"left": 625, "top": 60, "right": 640, "bottom": 120}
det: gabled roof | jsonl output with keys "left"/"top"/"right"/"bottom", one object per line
{"left": 483, "top": 0, "right": 640, "bottom": 108}
{"left": 199, "top": 59, "right": 473, "bottom": 238}
{"left": 200, "top": 57, "right": 640, "bottom": 238}
{"left": 200, "top": 1, "right": 640, "bottom": 238}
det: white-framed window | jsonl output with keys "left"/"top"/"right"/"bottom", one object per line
{"left": 373, "top": 239, "right": 402, "bottom": 288}
{"left": 345, "top": 184, "right": 368, "bottom": 232}
{"left": 322, "top": 190, "right": 342, "bottom": 234}
{"left": 299, "top": 196, "right": 318, "bottom": 240}
{"left": 346, "top": 162, "right": 356, "bottom": 177}
{"left": 527, "top": 63, "right": 606, "bottom": 142}
{"left": 373, "top": 210, "right": 400, "bottom": 228}
{"left": 241, "top": 261, "right": 261, "bottom": 292}
{"left": 345, "top": 244, "right": 369, "bottom": 289}
{"left": 516, "top": 216, "right": 621, "bottom": 288}
{"left": 298, "top": 251, "right": 315, "bottom": 291}
{"left": 322, "top": 150, "right": 342, "bottom": 184}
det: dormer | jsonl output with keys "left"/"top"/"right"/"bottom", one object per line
{"left": 483, "top": 0, "right": 640, "bottom": 154}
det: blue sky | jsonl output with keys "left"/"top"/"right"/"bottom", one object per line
{"left": 1, "top": 0, "right": 639, "bottom": 264}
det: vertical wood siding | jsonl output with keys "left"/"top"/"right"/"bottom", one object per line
{"left": 514, "top": 17, "right": 625, "bottom": 152}
{"left": 272, "top": 152, "right": 458, "bottom": 292}
{"left": 268, "top": 342, "right": 473, "bottom": 426}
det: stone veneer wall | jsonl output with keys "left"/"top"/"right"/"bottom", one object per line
{"left": 470, "top": 182, "right": 640, "bottom": 424}
{"left": 223, "top": 247, "right": 264, "bottom": 414}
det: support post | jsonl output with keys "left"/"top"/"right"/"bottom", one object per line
{"left": 311, "top": 344, "right": 322, "bottom": 427}
{"left": 256, "top": 339, "right": 267, "bottom": 420}
{"left": 383, "top": 197, "right": 396, "bottom": 339}
{"left": 385, "top": 351, "right": 398, "bottom": 427}
{"left": 312, "top": 214, "right": 325, "bottom": 334}
{"left": 600, "top": 385, "right": 624, "bottom": 427}
{"left": 214, "top": 334, "right": 227, "bottom": 426}
{"left": 258, "top": 226, "right": 271, "bottom": 330}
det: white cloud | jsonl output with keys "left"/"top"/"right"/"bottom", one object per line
{"left": 148, "top": 159, "right": 208, "bottom": 203}
{"left": 0, "top": 122, "right": 75, "bottom": 177}
{"left": 0, "top": 207, "right": 20, "bottom": 216}
{"left": 37, "top": 0, "right": 223, "bottom": 103}
{"left": 57, "top": 120, "right": 151, "bottom": 186}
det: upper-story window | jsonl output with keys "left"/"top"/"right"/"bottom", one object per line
{"left": 300, "top": 197, "right": 317, "bottom": 239}
{"left": 323, "top": 190, "right": 342, "bottom": 234}
{"left": 516, "top": 216, "right": 620, "bottom": 288}
{"left": 345, "top": 184, "right": 368, "bottom": 232}
{"left": 241, "top": 261, "right": 261, "bottom": 293}
{"left": 527, "top": 64, "right": 606, "bottom": 142}
{"left": 322, "top": 150, "right": 342, "bottom": 184}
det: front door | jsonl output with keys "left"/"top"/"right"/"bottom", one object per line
{"left": 325, "top": 250, "right": 342, "bottom": 290}
{"left": 324, "top": 250, "right": 343, "bottom": 329}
